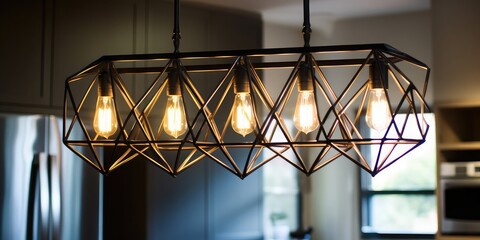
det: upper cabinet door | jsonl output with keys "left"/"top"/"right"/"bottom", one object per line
{"left": 51, "top": 0, "right": 144, "bottom": 108}
{"left": 0, "top": 0, "right": 52, "bottom": 107}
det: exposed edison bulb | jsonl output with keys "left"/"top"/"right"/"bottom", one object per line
{"left": 294, "top": 90, "right": 319, "bottom": 134}
{"left": 163, "top": 95, "right": 188, "bottom": 138}
{"left": 231, "top": 93, "right": 255, "bottom": 137}
{"left": 93, "top": 96, "right": 118, "bottom": 138}
{"left": 365, "top": 88, "right": 392, "bottom": 132}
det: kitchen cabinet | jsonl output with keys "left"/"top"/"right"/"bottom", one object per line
{"left": 146, "top": 162, "right": 263, "bottom": 240}
{"left": 0, "top": 0, "right": 145, "bottom": 113}
{"left": 51, "top": 0, "right": 144, "bottom": 110}
{"left": 436, "top": 101, "right": 480, "bottom": 163}
{"left": 436, "top": 101, "right": 480, "bottom": 240}
{"left": 0, "top": 0, "right": 53, "bottom": 109}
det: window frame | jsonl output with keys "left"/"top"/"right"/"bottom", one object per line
{"left": 360, "top": 188, "right": 436, "bottom": 239}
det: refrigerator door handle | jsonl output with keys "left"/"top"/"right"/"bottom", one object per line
{"left": 26, "top": 152, "right": 50, "bottom": 240}
{"left": 26, "top": 154, "right": 40, "bottom": 240}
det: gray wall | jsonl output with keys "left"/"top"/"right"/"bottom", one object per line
{"left": 432, "top": 0, "right": 480, "bottom": 103}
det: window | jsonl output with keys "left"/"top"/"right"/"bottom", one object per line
{"left": 263, "top": 158, "right": 300, "bottom": 239}
{"left": 263, "top": 121, "right": 300, "bottom": 239}
{"left": 361, "top": 113, "right": 437, "bottom": 237}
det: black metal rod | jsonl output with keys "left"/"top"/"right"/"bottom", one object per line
{"left": 173, "top": 0, "right": 180, "bottom": 53}
{"left": 303, "top": 0, "right": 311, "bottom": 47}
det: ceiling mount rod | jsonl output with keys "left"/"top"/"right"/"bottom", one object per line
{"left": 302, "top": 0, "right": 312, "bottom": 48}
{"left": 173, "top": 0, "right": 181, "bottom": 54}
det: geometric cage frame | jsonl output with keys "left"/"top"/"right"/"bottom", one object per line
{"left": 63, "top": 43, "right": 431, "bottom": 177}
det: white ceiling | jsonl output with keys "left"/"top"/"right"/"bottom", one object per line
{"left": 183, "top": 0, "right": 430, "bottom": 26}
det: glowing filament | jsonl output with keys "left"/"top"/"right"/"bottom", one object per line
{"left": 93, "top": 96, "right": 118, "bottom": 138}
{"left": 294, "top": 91, "right": 319, "bottom": 134}
{"left": 365, "top": 88, "right": 392, "bottom": 132}
{"left": 231, "top": 93, "right": 255, "bottom": 137}
{"left": 163, "top": 95, "right": 188, "bottom": 138}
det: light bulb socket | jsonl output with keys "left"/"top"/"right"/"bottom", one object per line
{"left": 298, "top": 61, "right": 314, "bottom": 91}
{"left": 234, "top": 64, "right": 250, "bottom": 94}
{"left": 369, "top": 60, "right": 388, "bottom": 89}
{"left": 98, "top": 69, "right": 113, "bottom": 97}
{"left": 167, "top": 69, "right": 182, "bottom": 96}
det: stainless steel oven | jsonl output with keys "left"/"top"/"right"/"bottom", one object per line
{"left": 440, "top": 162, "right": 480, "bottom": 234}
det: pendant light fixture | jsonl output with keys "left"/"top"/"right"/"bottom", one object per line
{"left": 64, "top": 61, "right": 141, "bottom": 173}
{"left": 193, "top": 56, "right": 284, "bottom": 178}
{"left": 63, "top": 0, "right": 431, "bottom": 177}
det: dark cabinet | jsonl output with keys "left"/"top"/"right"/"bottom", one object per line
{"left": 146, "top": 162, "right": 263, "bottom": 240}
{"left": 51, "top": 0, "right": 143, "bottom": 109}
{"left": 0, "top": 0, "right": 53, "bottom": 108}
{"left": 0, "top": 0, "right": 144, "bottom": 113}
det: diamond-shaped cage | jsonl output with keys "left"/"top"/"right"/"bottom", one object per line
{"left": 260, "top": 53, "right": 350, "bottom": 176}
{"left": 287, "top": 49, "right": 430, "bottom": 176}
{"left": 193, "top": 56, "right": 284, "bottom": 178}
{"left": 123, "top": 59, "right": 209, "bottom": 176}
{"left": 328, "top": 49, "right": 431, "bottom": 176}
{"left": 64, "top": 61, "right": 140, "bottom": 174}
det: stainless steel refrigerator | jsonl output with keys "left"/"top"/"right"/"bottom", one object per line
{"left": 0, "top": 114, "right": 102, "bottom": 240}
